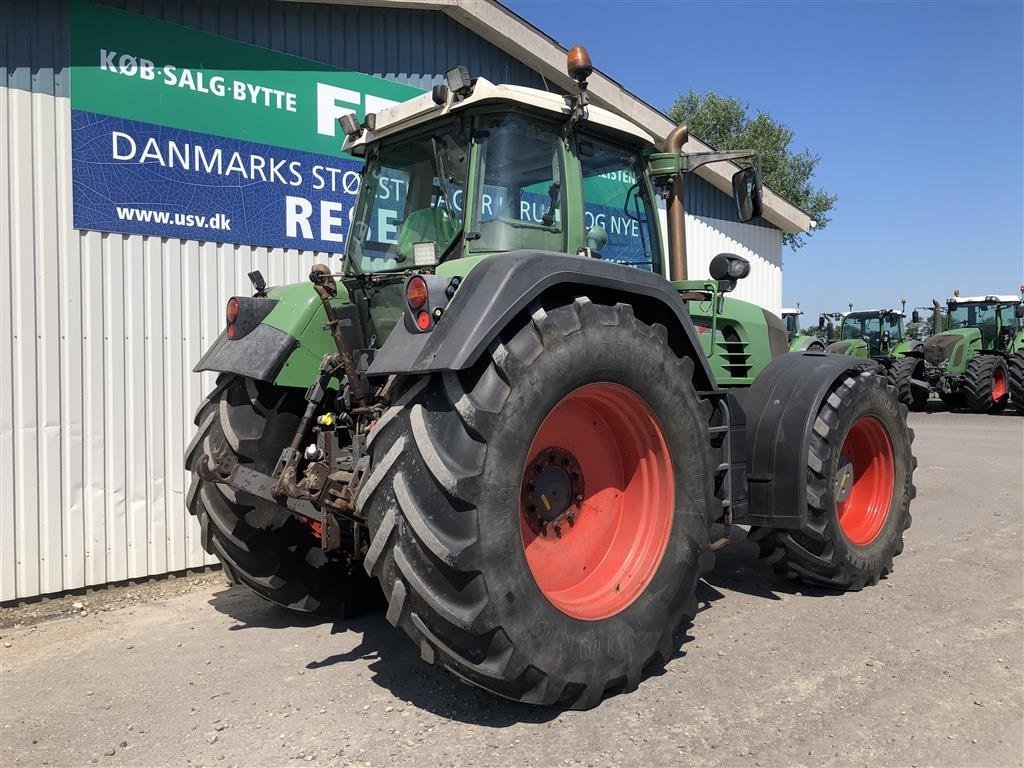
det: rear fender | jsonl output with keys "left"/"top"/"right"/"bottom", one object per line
{"left": 194, "top": 282, "right": 363, "bottom": 387}
{"left": 367, "top": 250, "right": 716, "bottom": 389}
{"left": 733, "top": 351, "right": 878, "bottom": 529}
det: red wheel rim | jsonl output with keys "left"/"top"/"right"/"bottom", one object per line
{"left": 519, "top": 383, "right": 674, "bottom": 621}
{"left": 836, "top": 416, "right": 895, "bottom": 546}
{"left": 992, "top": 366, "right": 1007, "bottom": 400}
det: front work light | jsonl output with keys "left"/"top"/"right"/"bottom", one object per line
{"left": 445, "top": 65, "right": 473, "bottom": 97}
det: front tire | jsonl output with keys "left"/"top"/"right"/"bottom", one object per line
{"left": 358, "top": 299, "right": 715, "bottom": 708}
{"left": 185, "top": 375, "right": 375, "bottom": 616}
{"left": 1009, "top": 352, "right": 1024, "bottom": 415}
{"left": 750, "top": 371, "right": 915, "bottom": 590}
{"left": 889, "top": 356, "right": 929, "bottom": 411}
{"left": 963, "top": 355, "right": 1009, "bottom": 413}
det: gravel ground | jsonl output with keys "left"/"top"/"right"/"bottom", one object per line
{"left": 2, "top": 408, "right": 1022, "bottom": 767}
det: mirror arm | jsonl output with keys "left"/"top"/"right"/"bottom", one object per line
{"left": 680, "top": 150, "right": 761, "bottom": 174}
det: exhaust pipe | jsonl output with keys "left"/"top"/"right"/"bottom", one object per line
{"left": 664, "top": 125, "right": 689, "bottom": 281}
{"left": 931, "top": 299, "right": 942, "bottom": 335}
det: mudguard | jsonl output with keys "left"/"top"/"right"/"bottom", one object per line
{"left": 790, "top": 334, "right": 824, "bottom": 352}
{"left": 733, "top": 351, "right": 877, "bottom": 528}
{"left": 367, "top": 250, "right": 716, "bottom": 389}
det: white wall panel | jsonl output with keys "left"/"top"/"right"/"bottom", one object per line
{"left": 0, "top": 85, "right": 341, "bottom": 600}
{"left": 655, "top": 206, "right": 784, "bottom": 315}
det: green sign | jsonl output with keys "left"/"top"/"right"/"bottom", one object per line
{"left": 69, "top": 0, "right": 421, "bottom": 157}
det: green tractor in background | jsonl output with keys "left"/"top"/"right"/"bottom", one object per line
{"left": 821, "top": 307, "right": 929, "bottom": 410}
{"left": 185, "top": 48, "right": 916, "bottom": 708}
{"left": 922, "top": 290, "right": 1024, "bottom": 414}
{"left": 781, "top": 303, "right": 825, "bottom": 351}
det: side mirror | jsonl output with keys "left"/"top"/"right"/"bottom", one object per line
{"left": 732, "top": 167, "right": 763, "bottom": 222}
{"left": 818, "top": 315, "right": 826, "bottom": 329}
{"left": 1015, "top": 305, "right": 1024, "bottom": 319}
{"left": 912, "top": 309, "right": 921, "bottom": 324}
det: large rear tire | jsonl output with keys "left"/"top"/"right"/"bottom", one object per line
{"left": 963, "top": 355, "right": 1009, "bottom": 414}
{"left": 888, "top": 356, "right": 929, "bottom": 411}
{"left": 358, "top": 298, "right": 715, "bottom": 709}
{"left": 1009, "top": 352, "right": 1024, "bottom": 415}
{"left": 185, "top": 375, "right": 376, "bottom": 616}
{"left": 749, "top": 371, "right": 915, "bottom": 590}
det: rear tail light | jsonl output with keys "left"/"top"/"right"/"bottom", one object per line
{"left": 406, "top": 276, "right": 428, "bottom": 310}
{"left": 226, "top": 297, "right": 240, "bottom": 339}
{"left": 415, "top": 310, "right": 431, "bottom": 331}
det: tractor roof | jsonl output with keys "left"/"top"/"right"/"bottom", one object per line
{"left": 947, "top": 295, "right": 1021, "bottom": 304}
{"left": 343, "top": 78, "right": 658, "bottom": 152}
{"left": 781, "top": 308, "right": 801, "bottom": 316}
{"left": 844, "top": 309, "right": 904, "bottom": 317}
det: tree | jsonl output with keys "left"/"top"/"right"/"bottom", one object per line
{"left": 668, "top": 91, "right": 836, "bottom": 248}
{"left": 904, "top": 321, "right": 931, "bottom": 340}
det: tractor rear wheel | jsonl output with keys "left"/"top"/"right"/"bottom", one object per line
{"left": 358, "top": 298, "right": 715, "bottom": 709}
{"left": 888, "top": 357, "right": 928, "bottom": 411}
{"left": 963, "top": 355, "right": 1009, "bottom": 413}
{"left": 185, "top": 374, "right": 376, "bottom": 616}
{"left": 749, "top": 371, "right": 915, "bottom": 590}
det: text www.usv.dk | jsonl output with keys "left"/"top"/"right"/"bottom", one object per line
{"left": 115, "top": 207, "right": 232, "bottom": 230}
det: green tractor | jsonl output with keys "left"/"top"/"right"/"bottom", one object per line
{"left": 781, "top": 304, "right": 825, "bottom": 351}
{"left": 923, "top": 290, "right": 1024, "bottom": 413}
{"left": 186, "top": 49, "right": 916, "bottom": 708}
{"left": 821, "top": 308, "right": 929, "bottom": 410}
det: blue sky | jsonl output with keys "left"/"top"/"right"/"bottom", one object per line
{"left": 506, "top": 0, "right": 1024, "bottom": 318}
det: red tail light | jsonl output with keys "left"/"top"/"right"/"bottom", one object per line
{"left": 415, "top": 310, "right": 431, "bottom": 331}
{"left": 226, "top": 297, "right": 240, "bottom": 339}
{"left": 406, "top": 276, "right": 428, "bottom": 310}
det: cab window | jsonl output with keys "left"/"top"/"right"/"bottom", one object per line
{"left": 470, "top": 113, "right": 566, "bottom": 253}
{"left": 578, "top": 137, "right": 660, "bottom": 272}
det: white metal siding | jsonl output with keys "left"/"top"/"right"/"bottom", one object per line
{"left": 684, "top": 214, "right": 784, "bottom": 316}
{"left": 655, "top": 208, "right": 784, "bottom": 315}
{"left": 1, "top": 84, "right": 341, "bottom": 600}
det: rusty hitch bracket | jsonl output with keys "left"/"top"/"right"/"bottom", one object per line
{"left": 197, "top": 452, "right": 323, "bottom": 524}
{"left": 198, "top": 451, "right": 346, "bottom": 552}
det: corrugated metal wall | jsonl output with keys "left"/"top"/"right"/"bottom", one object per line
{"left": 1, "top": 0, "right": 785, "bottom": 601}
{"left": 684, "top": 214, "right": 784, "bottom": 315}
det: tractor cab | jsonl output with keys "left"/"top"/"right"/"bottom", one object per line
{"left": 339, "top": 73, "right": 669, "bottom": 341}
{"left": 831, "top": 309, "right": 906, "bottom": 358}
{"left": 943, "top": 294, "right": 1022, "bottom": 352}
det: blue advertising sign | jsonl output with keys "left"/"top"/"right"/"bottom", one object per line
{"left": 72, "top": 111, "right": 366, "bottom": 252}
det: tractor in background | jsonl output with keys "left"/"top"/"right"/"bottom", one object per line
{"left": 823, "top": 308, "right": 929, "bottom": 410}
{"left": 923, "top": 290, "right": 1024, "bottom": 413}
{"left": 781, "top": 304, "right": 825, "bottom": 351}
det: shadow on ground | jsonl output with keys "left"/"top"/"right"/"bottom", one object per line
{"left": 206, "top": 527, "right": 839, "bottom": 724}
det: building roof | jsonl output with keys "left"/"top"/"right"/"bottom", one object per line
{"left": 305, "top": 0, "right": 814, "bottom": 234}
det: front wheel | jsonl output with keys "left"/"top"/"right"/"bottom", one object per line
{"left": 888, "top": 356, "right": 929, "bottom": 411}
{"left": 750, "top": 371, "right": 915, "bottom": 590}
{"left": 1009, "top": 352, "right": 1024, "bottom": 415}
{"left": 358, "top": 299, "right": 715, "bottom": 708}
{"left": 963, "top": 355, "right": 1009, "bottom": 413}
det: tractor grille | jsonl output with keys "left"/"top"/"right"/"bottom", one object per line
{"left": 924, "top": 335, "right": 959, "bottom": 366}
{"left": 717, "top": 325, "right": 751, "bottom": 379}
